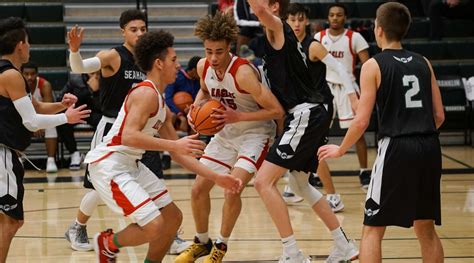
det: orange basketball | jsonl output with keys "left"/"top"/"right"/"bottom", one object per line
{"left": 190, "top": 99, "right": 225, "bottom": 135}
{"left": 173, "top": 91, "right": 194, "bottom": 112}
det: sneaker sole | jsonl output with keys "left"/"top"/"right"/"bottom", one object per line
{"left": 93, "top": 233, "right": 101, "bottom": 262}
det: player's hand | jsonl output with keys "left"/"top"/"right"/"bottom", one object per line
{"left": 215, "top": 174, "right": 243, "bottom": 194}
{"left": 317, "top": 144, "right": 344, "bottom": 161}
{"left": 173, "top": 133, "right": 206, "bottom": 158}
{"left": 211, "top": 105, "right": 240, "bottom": 129}
{"left": 67, "top": 25, "right": 84, "bottom": 53}
{"left": 186, "top": 104, "right": 197, "bottom": 131}
{"left": 65, "top": 104, "right": 91, "bottom": 124}
{"left": 33, "top": 129, "right": 45, "bottom": 138}
{"left": 61, "top": 93, "right": 78, "bottom": 108}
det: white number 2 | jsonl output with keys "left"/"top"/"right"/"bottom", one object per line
{"left": 403, "top": 75, "right": 422, "bottom": 108}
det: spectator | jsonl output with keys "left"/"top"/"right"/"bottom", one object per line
{"left": 56, "top": 72, "right": 102, "bottom": 170}
{"left": 421, "top": 0, "right": 474, "bottom": 40}
{"left": 164, "top": 56, "right": 201, "bottom": 128}
{"left": 21, "top": 62, "right": 58, "bottom": 173}
{"left": 233, "top": 0, "right": 263, "bottom": 54}
{"left": 218, "top": 0, "right": 234, "bottom": 15}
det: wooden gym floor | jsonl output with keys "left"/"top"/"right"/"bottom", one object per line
{"left": 7, "top": 146, "right": 474, "bottom": 262}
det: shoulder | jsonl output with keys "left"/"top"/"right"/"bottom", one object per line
{"left": 235, "top": 62, "right": 257, "bottom": 80}
{"left": 0, "top": 68, "right": 23, "bottom": 84}
{"left": 361, "top": 58, "right": 380, "bottom": 73}
{"left": 96, "top": 49, "right": 120, "bottom": 63}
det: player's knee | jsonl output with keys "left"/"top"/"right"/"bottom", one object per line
{"left": 224, "top": 189, "right": 242, "bottom": 201}
{"left": 414, "top": 220, "right": 436, "bottom": 238}
{"left": 191, "top": 182, "right": 209, "bottom": 200}
{"left": 253, "top": 175, "right": 270, "bottom": 194}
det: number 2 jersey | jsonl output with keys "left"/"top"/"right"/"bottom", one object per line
{"left": 202, "top": 56, "right": 275, "bottom": 137}
{"left": 373, "top": 49, "right": 437, "bottom": 139}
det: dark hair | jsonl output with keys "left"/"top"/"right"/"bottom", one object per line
{"left": 21, "top": 61, "right": 38, "bottom": 72}
{"left": 376, "top": 2, "right": 411, "bottom": 42}
{"left": 328, "top": 3, "right": 348, "bottom": 17}
{"left": 194, "top": 12, "right": 238, "bottom": 43}
{"left": 0, "top": 17, "right": 27, "bottom": 55}
{"left": 287, "top": 3, "right": 310, "bottom": 18}
{"left": 119, "top": 9, "right": 147, "bottom": 29}
{"left": 187, "top": 56, "right": 201, "bottom": 71}
{"left": 135, "top": 30, "right": 174, "bottom": 72}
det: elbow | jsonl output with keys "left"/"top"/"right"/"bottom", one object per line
{"left": 353, "top": 118, "right": 369, "bottom": 131}
{"left": 435, "top": 112, "right": 445, "bottom": 127}
{"left": 274, "top": 107, "right": 285, "bottom": 120}
{"left": 121, "top": 132, "right": 136, "bottom": 147}
{"left": 251, "top": 3, "right": 266, "bottom": 18}
{"left": 23, "top": 121, "right": 39, "bottom": 132}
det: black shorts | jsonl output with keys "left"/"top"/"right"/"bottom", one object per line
{"left": 364, "top": 134, "right": 442, "bottom": 228}
{"left": 266, "top": 103, "right": 331, "bottom": 173}
{"left": 0, "top": 146, "right": 25, "bottom": 220}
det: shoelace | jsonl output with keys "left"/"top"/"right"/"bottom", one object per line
{"left": 76, "top": 225, "right": 89, "bottom": 243}
{"left": 209, "top": 248, "right": 225, "bottom": 262}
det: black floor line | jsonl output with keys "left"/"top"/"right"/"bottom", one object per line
{"left": 442, "top": 153, "right": 474, "bottom": 168}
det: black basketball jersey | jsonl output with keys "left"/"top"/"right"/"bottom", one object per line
{"left": 373, "top": 49, "right": 437, "bottom": 139}
{"left": 263, "top": 21, "right": 326, "bottom": 111}
{"left": 99, "top": 45, "right": 145, "bottom": 118}
{"left": 0, "top": 59, "right": 32, "bottom": 151}
{"left": 301, "top": 34, "right": 333, "bottom": 105}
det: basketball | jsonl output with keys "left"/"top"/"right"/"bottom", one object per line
{"left": 190, "top": 99, "right": 225, "bottom": 135}
{"left": 173, "top": 91, "right": 194, "bottom": 112}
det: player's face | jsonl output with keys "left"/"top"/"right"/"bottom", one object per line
{"left": 204, "top": 39, "right": 231, "bottom": 70}
{"left": 160, "top": 47, "right": 180, "bottom": 85}
{"left": 18, "top": 35, "right": 30, "bottom": 63}
{"left": 287, "top": 13, "right": 309, "bottom": 40}
{"left": 122, "top": 19, "right": 147, "bottom": 47}
{"left": 328, "top": 6, "right": 346, "bottom": 30}
{"left": 21, "top": 68, "right": 37, "bottom": 89}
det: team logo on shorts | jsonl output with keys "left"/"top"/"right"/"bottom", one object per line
{"left": 364, "top": 198, "right": 380, "bottom": 217}
{"left": 0, "top": 203, "right": 18, "bottom": 211}
{"left": 276, "top": 148, "right": 293, "bottom": 159}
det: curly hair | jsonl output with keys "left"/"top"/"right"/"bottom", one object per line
{"left": 134, "top": 30, "right": 174, "bottom": 72}
{"left": 119, "top": 9, "right": 147, "bottom": 29}
{"left": 0, "top": 17, "right": 27, "bottom": 55}
{"left": 194, "top": 12, "right": 238, "bottom": 43}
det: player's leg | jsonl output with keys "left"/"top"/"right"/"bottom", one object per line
{"left": 359, "top": 225, "right": 386, "bottom": 263}
{"left": 44, "top": 128, "right": 58, "bottom": 173}
{"left": 0, "top": 215, "right": 23, "bottom": 263}
{"left": 413, "top": 220, "right": 444, "bottom": 263}
{"left": 316, "top": 160, "right": 344, "bottom": 213}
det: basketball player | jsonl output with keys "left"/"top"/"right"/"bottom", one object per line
{"left": 0, "top": 17, "right": 90, "bottom": 262}
{"left": 314, "top": 3, "right": 371, "bottom": 188}
{"left": 283, "top": 3, "right": 347, "bottom": 213}
{"left": 318, "top": 2, "right": 445, "bottom": 262}
{"left": 21, "top": 62, "right": 61, "bottom": 173}
{"left": 65, "top": 10, "right": 191, "bottom": 254}
{"left": 175, "top": 12, "right": 284, "bottom": 263}
{"left": 85, "top": 30, "right": 242, "bottom": 263}
{"left": 248, "top": 0, "right": 358, "bottom": 262}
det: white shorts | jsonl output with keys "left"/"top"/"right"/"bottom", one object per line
{"left": 200, "top": 133, "right": 270, "bottom": 174}
{"left": 328, "top": 82, "right": 360, "bottom": 129}
{"left": 88, "top": 152, "right": 172, "bottom": 227}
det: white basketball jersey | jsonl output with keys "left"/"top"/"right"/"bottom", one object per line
{"left": 314, "top": 29, "right": 369, "bottom": 84}
{"left": 85, "top": 80, "right": 166, "bottom": 163}
{"left": 32, "top": 76, "right": 45, "bottom": 101}
{"left": 202, "top": 56, "right": 275, "bottom": 136}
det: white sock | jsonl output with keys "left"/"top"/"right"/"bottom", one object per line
{"left": 360, "top": 168, "right": 369, "bottom": 173}
{"left": 282, "top": 235, "right": 299, "bottom": 257}
{"left": 216, "top": 235, "right": 229, "bottom": 244}
{"left": 47, "top": 157, "right": 55, "bottom": 161}
{"left": 196, "top": 232, "right": 209, "bottom": 244}
{"left": 331, "top": 227, "right": 349, "bottom": 248}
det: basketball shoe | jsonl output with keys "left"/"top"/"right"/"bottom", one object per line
{"left": 46, "top": 157, "right": 57, "bottom": 173}
{"left": 282, "top": 185, "right": 304, "bottom": 204}
{"left": 69, "top": 151, "right": 83, "bottom": 170}
{"left": 278, "top": 250, "right": 311, "bottom": 263}
{"left": 93, "top": 229, "right": 119, "bottom": 263}
{"left": 174, "top": 236, "right": 213, "bottom": 263}
{"left": 203, "top": 242, "right": 227, "bottom": 263}
{"left": 168, "top": 233, "right": 192, "bottom": 255}
{"left": 326, "top": 239, "right": 359, "bottom": 263}
{"left": 326, "top": 194, "right": 344, "bottom": 213}
{"left": 308, "top": 173, "right": 323, "bottom": 188}
{"left": 64, "top": 221, "right": 93, "bottom": 251}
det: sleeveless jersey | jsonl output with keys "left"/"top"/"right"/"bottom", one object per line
{"left": 85, "top": 80, "right": 166, "bottom": 162}
{"left": 0, "top": 59, "right": 32, "bottom": 151}
{"left": 203, "top": 56, "right": 275, "bottom": 136}
{"left": 315, "top": 29, "right": 369, "bottom": 83}
{"left": 373, "top": 49, "right": 437, "bottom": 139}
{"left": 301, "top": 34, "right": 333, "bottom": 104}
{"left": 32, "top": 76, "right": 46, "bottom": 101}
{"left": 99, "top": 45, "right": 146, "bottom": 118}
{"left": 263, "top": 21, "right": 327, "bottom": 111}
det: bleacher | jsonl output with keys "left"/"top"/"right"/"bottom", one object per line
{"left": 1, "top": 0, "right": 473, "bottom": 168}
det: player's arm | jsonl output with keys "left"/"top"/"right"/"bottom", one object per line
{"left": 309, "top": 41, "right": 359, "bottom": 111}
{"left": 424, "top": 57, "right": 445, "bottom": 128}
{"left": 158, "top": 107, "right": 243, "bottom": 193}
{"left": 68, "top": 25, "right": 119, "bottom": 75}
{"left": 3, "top": 70, "right": 90, "bottom": 131}
{"left": 247, "top": 0, "right": 285, "bottom": 50}
{"left": 318, "top": 58, "right": 379, "bottom": 160}
{"left": 358, "top": 49, "right": 370, "bottom": 64}
{"left": 212, "top": 64, "right": 284, "bottom": 125}
{"left": 39, "top": 79, "right": 54, "bottom": 103}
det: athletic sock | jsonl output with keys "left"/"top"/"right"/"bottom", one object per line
{"left": 282, "top": 235, "right": 299, "bottom": 257}
{"left": 196, "top": 232, "right": 209, "bottom": 244}
{"left": 331, "top": 227, "right": 349, "bottom": 248}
